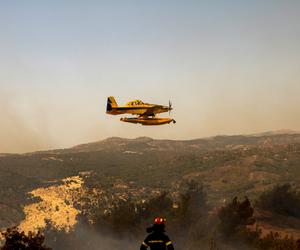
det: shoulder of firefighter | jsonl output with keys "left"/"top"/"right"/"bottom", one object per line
{"left": 140, "top": 233, "right": 174, "bottom": 250}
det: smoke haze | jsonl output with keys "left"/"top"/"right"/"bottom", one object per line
{"left": 1, "top": 1, "right": 300, "bottom": 153}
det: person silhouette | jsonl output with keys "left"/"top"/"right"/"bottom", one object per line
{"left": 140, "top": 217, "right": 174, "bottom": 250}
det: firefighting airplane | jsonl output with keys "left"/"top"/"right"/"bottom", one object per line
{"left": 106, "top": 96, "right": 176, "bottom": 125}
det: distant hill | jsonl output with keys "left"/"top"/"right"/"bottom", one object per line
{"left": 0, "top": 132, "right": 300, "bottom": 230}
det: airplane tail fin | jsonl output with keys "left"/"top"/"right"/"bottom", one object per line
{"left": 106, "top": 96, "right": 118, "bottom": 112}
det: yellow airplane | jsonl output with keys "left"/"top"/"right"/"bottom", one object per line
{"left": 106, "top": 96, "right": 176, "bottom": 125}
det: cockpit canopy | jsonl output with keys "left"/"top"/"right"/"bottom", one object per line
{"left": 126, "top": 100, "right": 144, "bottom": 106}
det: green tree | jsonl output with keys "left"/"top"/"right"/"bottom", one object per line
{"left": 1, "top": 227, "right": 51, "bottom": 250}
{"left": 177, "top": 180, "right": 207, "bottom": 228}
{"left": 218, "top": 197, "right": 255, "bottom": 238}
{"left": 256, "top": 184, "right": 300, "bottom": 218}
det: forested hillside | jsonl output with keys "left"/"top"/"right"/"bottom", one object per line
{"left": 0, "top": 133, "right": 300, "bottom": 249}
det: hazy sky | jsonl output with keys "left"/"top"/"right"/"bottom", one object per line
{"left": 1, "top": 1, "right": 300, "bottom": 153}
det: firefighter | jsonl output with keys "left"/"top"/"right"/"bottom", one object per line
{"left": 140, "top": 217, "right": 174, "bottom": 250}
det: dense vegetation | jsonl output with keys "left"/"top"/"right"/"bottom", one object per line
{"left": 1, "top": 182, "right": 300, "bottom": 249}
{"left": 1, "top": 134, "right": 300, "bottom": 249}
{"left": 256, "top": 184, "right": 300, "bottom": 219}
{"left": 1, "top": 227, "right": 51, "bottom": 250}
{"left": 1, "top": 134, "right": 300, "bottom": 228}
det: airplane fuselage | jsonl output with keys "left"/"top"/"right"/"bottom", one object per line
{"left": 107, "top": 105, "right": 169, "bottom": 116}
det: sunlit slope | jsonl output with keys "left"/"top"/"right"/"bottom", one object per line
{"left": 0, "top": 133, "right": 300, "bottom": 229}
{"left": 18, "top": 176, "right": 84, "bottom": 233}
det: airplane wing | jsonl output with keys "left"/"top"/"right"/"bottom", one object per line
{"left": 140, "top": 106, "right": 159, "bottom": 116}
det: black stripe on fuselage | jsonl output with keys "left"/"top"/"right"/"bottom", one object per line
{"left": 115, "top": 106, "right": 153, "bottom": 110}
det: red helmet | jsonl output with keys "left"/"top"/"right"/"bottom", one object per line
{"left": 154, "top": 217, "right": 166, "bottom": 225}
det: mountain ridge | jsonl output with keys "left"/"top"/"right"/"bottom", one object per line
{"left": 14, "top": 130, "right": 300, "bottom": 155}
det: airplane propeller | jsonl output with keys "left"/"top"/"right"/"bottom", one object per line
{"left": 168, "top": 100, "right": 172, "bottom": 115}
